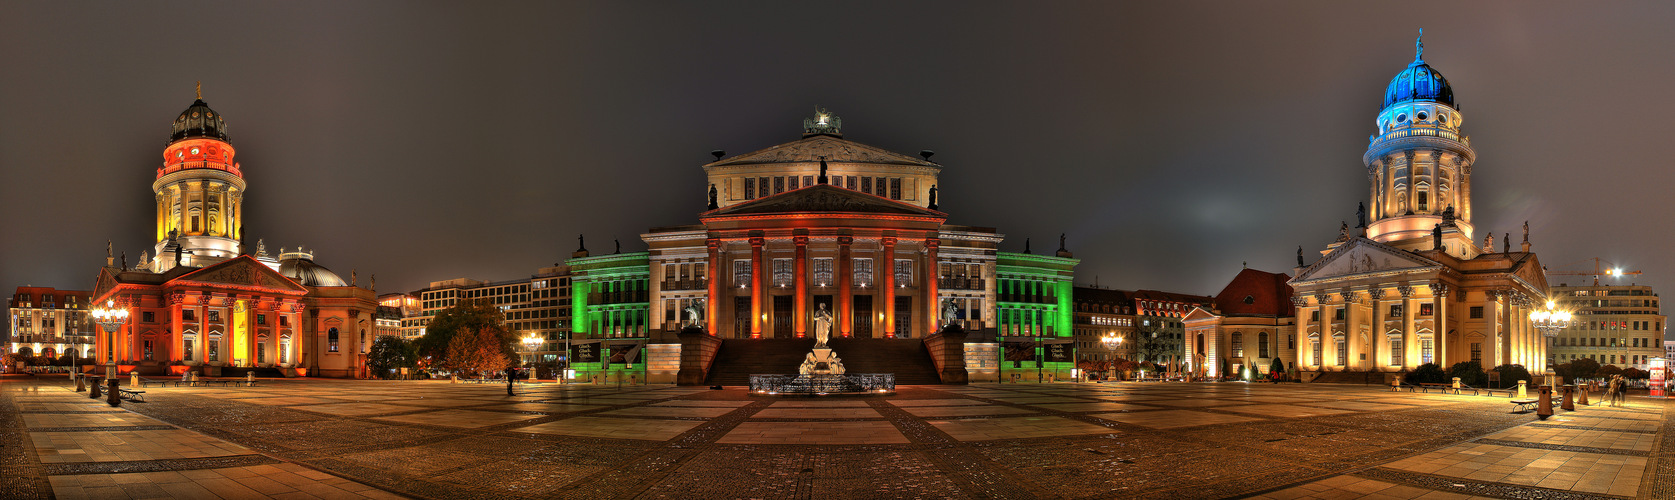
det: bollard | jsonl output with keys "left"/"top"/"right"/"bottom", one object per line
{"left": 89, "top": 377, "right": 102, "bottom": 399}
{"left": 1578, "top": 383, "right": 1590, "bottom": 406}
{"left": 1452, "top": 377, "right": 1462, "bottom": 394}
{"left": 1392, "top": 377, "right": 1401, "bottom": 392}
{"left": 75, "top": 372, "right": 86, "bottom": 392}
{"left": 1561, "top": 384, "right": 1576, "bottom": 411}
{"left": 1536, "top": 385, "right": 1552, "bottom": 419}
{"left": 107, "top": 379, "right": 120, "bottom": 407}
{"left": 1517, "top": 380, "right": 1527, "bottom": 398}
{"left": 130, "top": 371, "right": 139, "bottom": 388}
{"left": 451, "top": 374, "right": 459, "bottom": 384}
{"left": 246, "top": 372, "right": 255, "bottom": 384}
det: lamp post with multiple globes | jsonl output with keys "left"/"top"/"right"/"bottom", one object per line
{"left": 1530, "top": 300, "right": 1573, "bottom": 386}
{"left": 1100, "top": 333, "right": 1123, "bottom": 381}
{"left": 521, "top": 333, "right": 543, "bottom": 378}
{"left": 90, "top": 300, "right": 130, "bottom": 381}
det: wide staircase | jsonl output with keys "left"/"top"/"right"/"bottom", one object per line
{"left": 704, "top": 338, "right": 945, "bottom": 386}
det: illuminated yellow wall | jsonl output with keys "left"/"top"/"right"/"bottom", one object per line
{"left": 233, "top": 300, "right": 249, "bottom": 366}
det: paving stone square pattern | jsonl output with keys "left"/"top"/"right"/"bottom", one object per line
{"left": 5, "top": 376, "right": 1672, "bottom": 499}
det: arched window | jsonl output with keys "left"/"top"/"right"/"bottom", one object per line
{"left": 1231, "top": 332, "right": 1243, "bottom": 358}
{"left": 328, "top": 328, "right": 340, "bottom": 352}
{"left": 1258, "top": 332, "right": 1270, "bottom": 358}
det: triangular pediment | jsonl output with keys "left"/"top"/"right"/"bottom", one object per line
{"left": 706, "top": 135, "right": 938, "bottom": 168}
{"left": 1293, "top": 238, "right": 1442, "bottom": 284}
{"left": 93, "top": 267, "right": 121, "bottom": 301}
{"left": 1182, "top": 306, "right": 1220, "bottom": 323}
{"left": 172, "top": 255, "right": 307, "bottom": 292}
{"left": 703, "top": 184, "right": 947, "bottom": 219}
{"left": 1512, "top": 254, "right": 1549, "bottom": 293}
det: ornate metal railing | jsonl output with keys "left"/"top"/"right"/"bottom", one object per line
{"left": 748, "top": 373, "right": 896, "bottom": 394}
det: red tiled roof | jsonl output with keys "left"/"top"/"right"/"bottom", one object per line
{"left": 1212, "top": 269, "right": 1294, "bottom": 317}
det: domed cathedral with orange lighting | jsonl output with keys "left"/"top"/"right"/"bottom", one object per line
{"left": 567, "top": 109, "right": 1079, "bottom": 385}
{"left": 1286, "top": 34, "right": 1550, "bottom": 383}
{"left": 89, "top": 86, "right": 380, "bottom": 379}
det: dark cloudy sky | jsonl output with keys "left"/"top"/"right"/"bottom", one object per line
{"left": 3, "top": 2, "right": 1672, "bottom": 310}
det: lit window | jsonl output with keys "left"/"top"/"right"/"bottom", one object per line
{"left": 854, "top": 258, "right": 873, "bottom": 287}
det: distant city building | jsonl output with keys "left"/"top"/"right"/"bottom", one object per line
{"left": 90, "top": 92, "right": 378, "bottom": 378}
{"left": 1288, "top": 35, "right": 1551, "bottom": 381}
{"left": 1183, "top": 269, "right": 1297, "bottom": 379}
{"left": 1548, "top": 283, "right": 1664, "bottom": 369}
{"left": 1666, "top": 340, "right": 1675, "bottom": 361}
{"left": 376, "top": 293, "right": 421, "bottom": 339}
{"left": 1129, "top": 290, "right": 1214, "bottom": 368}
{"left": 409, "top": 265, "right": 572, "bottom": 364}
{"left": 6, "top": 287, "right": 95, "bottom": 359}
{"left": 1072, "top": 287, "right": 1136, "bottom": 364}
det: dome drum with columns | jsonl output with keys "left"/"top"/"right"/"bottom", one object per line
{"left": 153, "top": 89, "right": 246, "bottom": 270}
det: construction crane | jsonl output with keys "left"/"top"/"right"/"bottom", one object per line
{"left": 1544, "top": 257, "right": 1643, "bottom": 286}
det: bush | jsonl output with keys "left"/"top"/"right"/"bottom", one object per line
{"left": 1491, "top": 364, "right": 1532, "bottom": 388}
{"left": 1567, "top": 358, "right": 1600, "bottom": 379}
{"left": 1270, "top": 357, "right": 1286, "bottom": 379}
{"left": 1598, "top": 364, "right": 1623, "bottom": 378}
{"left": 1405, "top": 363, "right": 1448, "bottom": 384}
{"left": 1448, "top": 361, "right": 1487, "bottom": 387}
{"left": 1622, "top": 367, "right": 1648, "bottom": 379}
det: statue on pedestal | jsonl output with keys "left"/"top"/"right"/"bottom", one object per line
{"left": 683, "top": 300, "right": 705, "bottom": 328}
{"left": 812, "top": 303, "right": 833, "bottom": 347}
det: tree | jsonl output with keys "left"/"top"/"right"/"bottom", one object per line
{"left": 1622, "top": 367, "right": 1648, "bottom": 379}
{"left": 1405, "top": 363, "right": 1448, "bottom": 385}
{"left": 417, "top": 299, "right": 507, "bottom": 361}
{"left": 1270, "top": 357, "right": 1287, "bottom": 380}
{"left": 1567, "top": 357, "right": 1601, "bottom": 380}
{"left": 1447, "top": 361, "right": 1487, "bottom": 387}
{"left": 1134, "top": 326, "right": 1172, "bottom": 365}
{"left": 1598, "top": 364, "right": 1623, "bottom": 378}
{"left": 1220, "top": 357, "right": 1233, "bottom": 380}
{"left": 1491, "top": 364, "right": 1532, "bottom": 388}
{"left": 444, "top": 327, "right": 511, "bottom": 377}
{"left": 367, "top": 336, "right": 418, "bottom": 379}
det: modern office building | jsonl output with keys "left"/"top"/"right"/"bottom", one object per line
{"left": 1548, "top": 283, "right": 1664, "bottom": 369}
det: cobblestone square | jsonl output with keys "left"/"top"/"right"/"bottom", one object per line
{"left": 4, "top": 376, "right": 1672, "bottom": 499}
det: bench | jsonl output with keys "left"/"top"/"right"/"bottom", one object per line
{"left": 1509, "top": 398, "right": 1537, "bottom": 413}
{"left": 1481, "top": 388, "right": 1516, "bottom": 398}
{"left": 1419, "top": 383, "right": 1457, "bottom": 394}
{"left": 117, "top": 389, "right": 146, "bottom": 403}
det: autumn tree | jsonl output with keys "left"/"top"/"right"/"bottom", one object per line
{"left": 444, "top": 326, "right": 512, "bottom": 377}
{"left": 418, "top": 299, "right": 516, "bottom": 366}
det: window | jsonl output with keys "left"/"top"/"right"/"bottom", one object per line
{"left": 1419, "top": 303, "right": 1433, "bottom": 316}
{"left": 890, "top": 178, "right": 901, "bottom": 200}
{"left": 1312, "top": 340, "right": 1322, "bottom": 365}
{"left": 1334, "top": 308, "right": 1345, "bottom": 321}
{"left": 1390, "top": 338, "right": 1403, "bottom": 366}
{"left": 787, "top": 176, "right": 799, "bottom": 190}
{"left": 894, "top": 259, "right": 912, "bottom": 287}
{"left": 143, "top": 340, "right": 154, "bottom": 361}
{"left": 1421, "top": 338, "right": 1434, "bottom": 364}
{"left": 208, "top": 339, "right": 219, "bottom": 362}
{"left": 854, "top": 258, "right": 873, "bottom": 287}
{"left": 280, "top": 338, "right": 291, "bottom": 364}
{"left": 813, "top": 258, "right": 834, "bottom": 286}
{"left": 733, "top": 260, "right": 751, "bottom": 287}
{"left": 1243, "top": 295, "right": 1255, "bottom": 305}
{"left": 1258, "top": 332, "right": 1270, "bottom": 358}
{"left": 1470, "top": 342, "right": 1481, "bottom": 363}
{"left": 846, "top": 176, "right": 856, "bottom": 190}
{"left": 1231, "top": 332, "right": 1243, "bottom": 358}
{"left": 1390, "top": 304, "right": 1402, "bottom": 317}
{"left": 183, "top": 309, "right": 196, "bottom": 321}
{"left": 1287, "top": 334, "right": 1294, "bottom": 349}
{"left": 1311, "top": 310, "right": 1320, "bottom": 321}
{"left": 1336, "top": 340, "right": 1347, "bottom": 366}
{"left": 1470, "top": 306, "right": 1483, "bottom": 319}
{"left": 182, "top": 339, "right": 193, "bottom": 361}
{"left": 772, "top": 258, "right": 793, "bottom": 287}
{"left": 256, "top": 314, "right": 266, "bottom": 325}
{"left": 876, "top": 177, "right": 887, "bottom": 197}
{"left": 328, "top": 327, "right": 340, "bottom": 352}
{"left": 861, "top": 177, "right": 872, "bottom": 194}
{"left": 142, "top": 311, "right": 155, "bottom": 323}
{"left": 774, "top": 176, "right": 785, "bottom": 194}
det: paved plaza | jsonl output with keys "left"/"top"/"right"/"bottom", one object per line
{"left": 2, "top": 377, "right": 1671, "bottom": 499}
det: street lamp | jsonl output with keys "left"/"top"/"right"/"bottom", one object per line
{"left": 1101, "top": 333, "right": 1123, "bottom": 381}
{"left": 521, "top": 333, "right": 542, "bottom": 373}
{"left": 90, "top": 300, "right": 129, "bottom": 381}
{"left": 1530, "top": 300, "right": 1572, "bottom": 385}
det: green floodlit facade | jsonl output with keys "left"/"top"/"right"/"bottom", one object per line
{"left": 994, "top": 251, "right": 1078, "bottom": 382}
{"left": 567, "top": 251, "right": 652, "bottom": 383}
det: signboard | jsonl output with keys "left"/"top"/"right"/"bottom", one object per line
{"left": 608, "top": 342, "right": 641, "bottom": 367}
{"left": 1002, "top": 341, "right": 1035, "bottom": 362}
{"left": 1651, "top": 357, "right": 1667, "bottom": 398}
{"left": 1044, "top": 342, "right": 1073, "bottom": 363}
{"left": 570, "top": 343, "right": 598, "bottom": 364}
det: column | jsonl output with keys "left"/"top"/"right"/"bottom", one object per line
{"left": 838, "top": 235, "right": 853, "bottom": 338}
{"left": 794, "top": 233, "right": 808, "bottom": 338}
{"left": 1341, "top": 291, "right": 1359, "bottom": 370}
{"left": 749, "top": 235, "right": 764, "bottom": 338}
{"left": 1489, "top": 291, "right": 1505, "bottom": 368}
{"left": 1368, "top": 288, "right": 1384, "bottom": 370}
{"left": 1433, "top": 283, "right": 1449, "bottom": 366}
{"left": 924, "top": 237, "right": 940, "bottom": 335}
{"left": 705, "top": 239, "right": 720, "bottom": 335}
{"left": 881, "top": 235, "right": 897, "bottom": 337}
{"left": 1400, "top": 285, "right": 1417, "bottom": 368}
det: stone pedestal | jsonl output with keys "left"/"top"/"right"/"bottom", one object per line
{"left": 924, "top": 324, "right": 969, "bottom": 384}
{"left": 677, "top": 326, "right": 722, "bottom": 386}
{"left": 800, "top": 347, "right": 846, "bottom": 375}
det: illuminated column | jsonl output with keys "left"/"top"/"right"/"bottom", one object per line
{"left": 794, "top": 233, "right": 808, "bottom": 338}
{"left": 1400, "top": 285, "right": 1417, "bottom": 368}
{"left": 749, "top": 234, "right": 764, "bottom": 338}
{"left": 1433, "top": 283, "right": 1449, "bottom": 366}
{"left": 156, "top": 193, "right": 167, "bottom": 242}
{"left": 1489, "top": 291, "right": 1505, "bottom": 367}
{"left": 881, "top": 235, "right": 897, "bottom": 337}
{"left": 1368, "top": 288, "right": 1384, "bottom": 370}
{"left": 924, "top": 237, "right": 939, "bottom": 335}
{"left": 838, "top": 234, "right": 853, "bottom": 337}
{"left": 1342, "top": 291, "right": 1360, "bottom": 369}
{"left": 705, "top": 238, "right": 720, "bottom": 335}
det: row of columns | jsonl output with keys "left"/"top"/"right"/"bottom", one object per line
{"left": 1372, "top": 149, "right": 1470, "bottom": 222}
{"left": 156, "top": 180, "right": 241, "bottom": 240}
{"left": 1295, "top": 283, "right": 1446, "bottom": 371}
{"left": 700, "top": 233, "right": 941, "bottom": 339}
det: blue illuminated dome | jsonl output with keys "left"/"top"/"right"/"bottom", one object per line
{"left": 1382, "top": 34, "right": 1454, "bottom": 110}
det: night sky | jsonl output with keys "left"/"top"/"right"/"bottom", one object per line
{"left": 4, "top": 2, "right": 1673, "bottom": 322}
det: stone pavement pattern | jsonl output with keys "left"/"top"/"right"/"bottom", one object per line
{"left": 2, "top": 375, "right": 1671, "bottom": 499}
